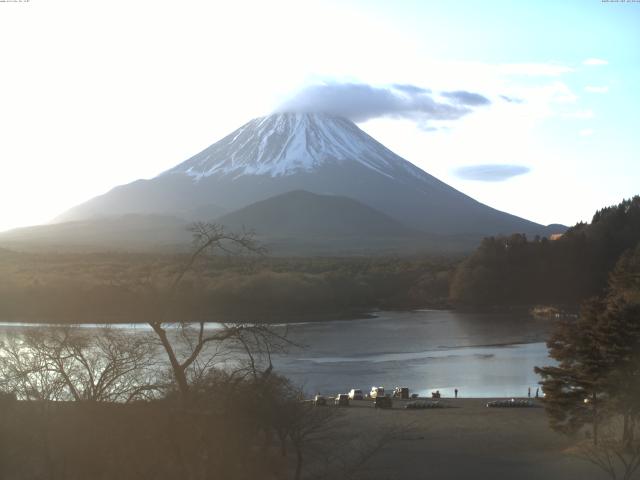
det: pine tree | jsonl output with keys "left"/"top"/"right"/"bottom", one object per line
{"left": 535, "top": 243, "right": 640, "bottom": 446}
{"left": 535, "top": 298, "right": 611, "bottom": 443}
{"left": 597, "top": 281, "right": 640, "bottom": 447}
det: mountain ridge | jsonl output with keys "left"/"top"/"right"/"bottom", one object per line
{"left": 38, "top": 111, "right": 566, "bottom": 252}
{"left": 216, "top": 189, "right": 419, "bottom": 237}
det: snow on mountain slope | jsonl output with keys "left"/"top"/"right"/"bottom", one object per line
{"left": 53, "top": 111, "right": 560, "bottom": 240}
{"left": 162, "top": 112, "right": 429, "bottom": 183}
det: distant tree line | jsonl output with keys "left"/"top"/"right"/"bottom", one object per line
{"left": 450, "top": 196, "right": 640, "bottom": 308}
{"left": 0, "top": 249, "right": 457, "bottom": 324}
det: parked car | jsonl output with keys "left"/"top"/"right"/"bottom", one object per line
{"left": 393, "top": 387, "right": 409, "bottom": 399}
{"left": 335, "top": 394, "right": 350, "bottom": 407}
{"left": 348, "top": 389, "right": 364, "bottom": 400}
{"left": 370, "top": 386, "right": 385, "bottom": 399}
{"left": 314, "top": 395, "right": 327, "bottom": 406}
{"left": 373, "top": 396, "right": 392, "bottom": 409}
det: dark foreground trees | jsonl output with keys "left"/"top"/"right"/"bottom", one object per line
{"left": 535, "top": 243, "right": 640, "bottom": 479}
{"left": 0, "top": 361, "right": 390, "bottom": 480}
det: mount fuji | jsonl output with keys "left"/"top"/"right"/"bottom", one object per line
{"left": 4, "top": 112, "right": 562, "bottom": 253}
{"left": 58, "top": 113, "right": 554, "bottom": 233}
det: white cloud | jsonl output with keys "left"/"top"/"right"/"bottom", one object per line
{"left": 583, "top": 58, "right": 608, "bottom": 66}
{"left": 454, "top": 164, "right": 531, "bottom": 182}
{"left": 579, "top": 128, "right": 595, "bottom": 137}
{"left": 276, "top": 83, "right": 490, "bottom": 124}
{"left": 584, "top": 85, "right": 609, "bottom": 93}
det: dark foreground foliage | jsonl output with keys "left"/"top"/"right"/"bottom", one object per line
{"left": 535, "top": 243, "right": 640, "bottom": 479}
{"left": 0, "top": 371, "right": 397, "bottom": 480}
{"left": 0, "top": 377, "right": 295, "bottom": 480}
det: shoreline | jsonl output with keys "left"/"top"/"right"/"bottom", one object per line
{"left": 317, "top": 396, "right": 545, "bottom": 405}
{"left": 0, "top": 304, "right": 559, "bottom": 326}
{"left": 0, "top": 309, "right": 379, "bottom": 326}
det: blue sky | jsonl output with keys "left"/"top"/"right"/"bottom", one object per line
{"left": 0, "top": 0, "right": 638, "bottom": 231}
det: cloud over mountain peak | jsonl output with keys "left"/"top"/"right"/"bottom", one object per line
{"left": 276, "top": 82, "right": 490, "bottom": 124}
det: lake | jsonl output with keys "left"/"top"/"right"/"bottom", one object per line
{"left": 0, "top": 310, "right": 555, "bottom": 398}
{"left": 270, "top": 309, "right": 554, "bottom": 398}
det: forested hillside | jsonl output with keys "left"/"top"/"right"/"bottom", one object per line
{"left": 0, "top": 251, "right": 456, "bottom": 323}
{"left": 450, "top": 196, "right": 640, "bottom": 307}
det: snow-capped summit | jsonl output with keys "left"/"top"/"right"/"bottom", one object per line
{"left": 162, "top": 112, "right": 425, "bottom": 182}
{"left": 55, "top": 111, "right": 556, "bottom": 239}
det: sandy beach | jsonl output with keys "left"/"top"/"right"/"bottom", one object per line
{"left": 329, "top": 397, "right": 606, "bottom": 480}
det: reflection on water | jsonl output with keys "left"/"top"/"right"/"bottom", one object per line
{"left": 0, "top": 310, "right": 555, "bottom": 398}
{"left": 271, "top": 310, "right": 555, "bottom": 398}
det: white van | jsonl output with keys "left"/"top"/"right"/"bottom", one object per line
{"left": 370, "top": 386, "right": 385, "bottom": 399}
{"left": 348, "top": 389, "right": 364, "bottom": 400}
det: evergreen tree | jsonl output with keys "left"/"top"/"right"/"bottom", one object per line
{"left": 597, "top": 255, "right": 640, "bottom": 446}
{"left": 535, "top": 299, "right": 611, "bottom": 443}
{"left": 535, "top": 244, "right": 640, "bottom": 446}
{"left": 609, "top": 243, "right": 640, "bottom": 304}
{"left": 450, "top": 196, "right": 640, "bottom": 307}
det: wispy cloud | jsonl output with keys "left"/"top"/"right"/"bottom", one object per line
{"left": 392, "top": 84, "right": 431, "bottom": 95}
{"left": 579, "top": 128, "right": 594, "bottom": 137}
{"left": 583, "top": 58, "right": 608, "bottom": 66}
{"left": 441, "top": 90, "right": 491, "bottom": 106}
{"left": 499, "top": 94, "right": 524, "bottom": 103}
{"left": 276, "top": 83, "right": 490, "bottom": 123}
{"left": 454, "top": 164, "right": 531, "bottom": 182}
{"left": 584, "top": 85, "right": 609, "bottom": 93}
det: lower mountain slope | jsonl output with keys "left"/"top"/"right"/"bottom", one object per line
{"left": 0, "top": 190, "right": 480, "bottom": 254}
{"left": 217, "top": 190, "right": 416, "bottom": 237}
{"left": 0, "top": 215, "right": 192, "bottom": 252}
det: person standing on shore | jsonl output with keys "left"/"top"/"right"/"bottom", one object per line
{"left": 535, "top": 388, "right": 539, "bottom": 398}
{"left": 528, "top": 387, "right": 531, "bottom": 398}
{"left": 454, "top": 388, "right": 458, "bottom": 399}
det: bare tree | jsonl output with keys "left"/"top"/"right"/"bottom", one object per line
{"left": 0, "top": 330, "right": 67, "bottom": 401}
{"left": 146, "top": 222, "right": 292, "bottom": 400}
{"left": 288, "top": 406, "right": 412, "bottom": 480}
{"left": 573, "top": 418, "right": 640, "bottom": 480}
{"left": 0, "top": 326, "right": 160, "bottom": 403}
{"left": 286, "top": 402, "right": 339, "bottom": 480}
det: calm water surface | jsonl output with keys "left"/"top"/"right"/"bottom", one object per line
{"left": 0, "top": 310, "right": 555, "bottom": 398}
{"left": 271, "top": 310, "right": 554, "bottom": 398}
